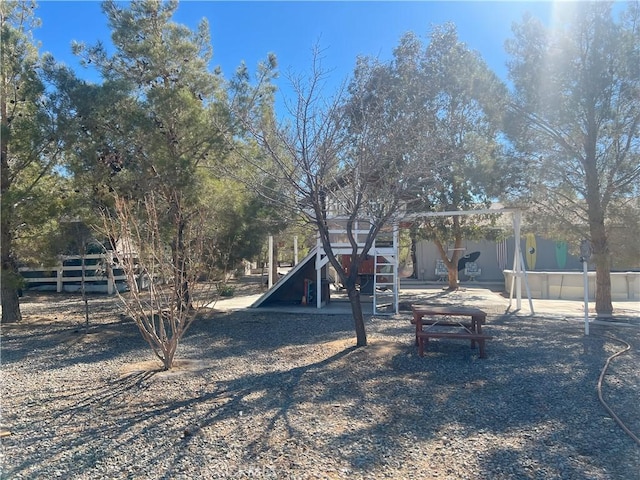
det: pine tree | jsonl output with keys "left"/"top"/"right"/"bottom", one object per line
{"left": 505, "top": 2, "right": 640, "bottom": 316}
{"left": 1, "top": 0, "right": 61, "bottom": 322}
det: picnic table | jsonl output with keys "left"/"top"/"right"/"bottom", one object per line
{"left": 411, "top": 304, "right": 492, "bottom": 358}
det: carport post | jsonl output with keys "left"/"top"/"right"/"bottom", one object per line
{"left": 509, "top": 210, "right": 535, "bottom": 314}
{"left": 268, "top": 236, "right": 274, "bottom": 289}
{"left": 512, "top": 211, "right": 523, "bottom": 310}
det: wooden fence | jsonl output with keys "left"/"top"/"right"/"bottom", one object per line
{"left": 19, "top": 253, "right": 129, "bottom": 294}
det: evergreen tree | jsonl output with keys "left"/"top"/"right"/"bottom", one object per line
{"left": 1, "top": 0, "right": 64, "bottom": 322}
{"left": 505, "top": 2, "right": 640, "bottom": 316}
{"left": 63, "top": 0, "right": 265, "bottom": 369}
{"left": 385, "top": 26, "right": 515, "bottom": 290}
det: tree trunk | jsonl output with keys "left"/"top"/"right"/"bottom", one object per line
{"left": 583, "top": 110, "right": 613, "bottom": 317}
{"left": 1, "top": 208, "right": 22, "bottom": 323}
{"left": 1, "top": 277, "right": 22, "bottom": 324}
{"left": 434, "top": 232, "right": 463, "bottom": 291}
{"left": 409, "top": 227, "right": 418, "bottom": 279}
{"left": 161, "top": 351, "right": 175, "bottom": 371}
{"left": 172, "top": 210, "right": 191, "bottom": 313}
{"left": 347, "top": 285, "right": 367, "bottom": 347}
{"left": 1, "top": 93, "right": 22, "bottom": 323}
{"left": 160, "top": 328, "right": 178, "bottom": 371}
{"left": 594, "top": 256, "right": 613, "bottom": 318}
{"left": 590, "top": 220, "right": 613, "bottom": 317}
{"left": 446, "top": 268, "right": 458, "bottom": 290}
{"left": 271, "top": 241, "right": 279, "bottom": 286}
{"left": 139, "top": 312, "right": 179, "bottom": 371}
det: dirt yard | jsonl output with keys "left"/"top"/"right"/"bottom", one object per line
{"left": 2, "top": 278, "right": 639, "bottom": 479}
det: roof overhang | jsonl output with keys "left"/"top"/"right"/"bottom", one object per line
{"left": 402, "top": 207, "right": 525, "bottom": 220}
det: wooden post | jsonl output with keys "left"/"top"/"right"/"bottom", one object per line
{"left": 56, "top": 262, "right": 63, "bottom": 293}
{"left": 106, "top": 252, "right": 114, "bottom": 295}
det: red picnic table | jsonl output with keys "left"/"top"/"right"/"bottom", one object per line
{"left": 410, "top": 304, "right": 492, "bottom": 358}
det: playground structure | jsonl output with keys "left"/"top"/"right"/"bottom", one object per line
{"left": 253, "top": 208, "right": 535, "bottom": 315}
{"left": 252, "top": 220, "right": 400, "bottom": 315}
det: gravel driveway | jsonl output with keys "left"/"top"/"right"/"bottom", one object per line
{"left": 1, "top": 291, "right": 639, "bottom": 479}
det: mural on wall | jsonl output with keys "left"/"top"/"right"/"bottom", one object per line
{"left": 417, "top": 235, "right": 585, "bottom": 282}
{"left": 525, "top": 233, "right": 537, "bottom": 270}
{"left": 457, "top": 251, "right": 480, "bottom": 271}
{"left": 555, "top": 241, "right": 568, "bottom": 269}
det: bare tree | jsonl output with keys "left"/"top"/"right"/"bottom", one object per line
{"left": 228, "top": 48, "right": 420, "bottom": 346}
{"left": 102, "top": 193, "right": 216, "bottom": 371}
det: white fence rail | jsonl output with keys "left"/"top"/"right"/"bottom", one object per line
{"left": 19, "top": 253, "right": 129, "bottom": 294}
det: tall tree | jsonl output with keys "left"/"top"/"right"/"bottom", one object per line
{"left": 229, "top": 48, "right": 420, "bottom": 346}
{"left": 65, "top": 0, "right": 246, "bottom": 369}
{"left": 391, "top": 27, "right": 514, "bottom": 290}
{"left": 1, "top": 0, "right": 64, "bottom": 322}
{"left": 200, "top": 175, "right": 286, "bottom": 276}
{"left": 505, "top": 2, "right": 640, "bottom": 316}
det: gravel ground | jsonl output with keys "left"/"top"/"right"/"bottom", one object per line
{"left": 1, "top": 286, "right": 639, "bottom": 480}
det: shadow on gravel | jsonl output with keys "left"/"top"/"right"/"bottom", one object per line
{"left": 2, "top": 306, "right": 639, "bottom": 479}
{"left": 1, "top": 317, "right": 147, "bottom": 368}
{"left": 184, "top": 310, "right": 357, "bottom": 359}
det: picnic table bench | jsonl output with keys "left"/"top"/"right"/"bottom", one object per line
{"left": 411, "top": 304, "right": 492, "bottom": 358}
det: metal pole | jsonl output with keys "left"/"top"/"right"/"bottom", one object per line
{"left": 316, "top": 259, "right": 322, "bottom": 309}
{"left": 583, "top": 258, "right": 589, "bottom": 335}
{"left": 513, "top": 211, "right": 523, "bottom": 310}
{"left": 579, "top": 240, "right": 592, "bottom": 336}
{"left": 294, "top": 235, "right": 298, "bottom": 265}
{"left": 268, "top": 236, "right": 274, "bottom": 289}
{"left": 394, "top": 224, "right": 399, "bottom": 314}
{"left": 520, "top": 250, "right": 535, "bottom": 315}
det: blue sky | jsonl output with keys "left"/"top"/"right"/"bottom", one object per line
{"left": 33, "top": 1, "right": 556, "bottom": 101}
